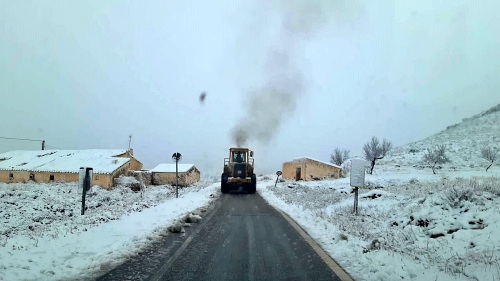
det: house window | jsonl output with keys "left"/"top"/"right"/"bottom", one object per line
{"left": 9, "top": 173, "right": 13, "bottom": 180}
{"left": 29, "top": 173, "right": 35, "bottom": 181}
{"left": 49, "top": 175, "right": 55, "bottom": 181}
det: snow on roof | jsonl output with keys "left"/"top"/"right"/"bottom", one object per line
{"left": 150, "top": 164, "right": 196, "bottom": 173}
{"left": 0, "top": 149, "right": 130, "bottom": 174}
{"left": 291, "top": 157, "right": 342, "bottom": 169}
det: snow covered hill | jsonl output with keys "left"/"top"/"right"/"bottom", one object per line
{"left": 382, "top": 104, "right": 500, "bottom": 172}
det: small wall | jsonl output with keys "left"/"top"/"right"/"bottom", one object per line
{"left": 152, "top": 167, "right": 200, "bottom": 186}
{"left": 152, "top": 172, "right": 178, "bottom": 185}
{"left": 182, "top": 167, "right": 201, "bottom": 186}
{"left": 107, "top": 162, "right": 134, "bottom": 189}
{"left": 128, "top": 170, "right": 153, "bottom": 185}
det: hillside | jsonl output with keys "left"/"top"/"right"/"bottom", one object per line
{"left": 383, "top": 104, "right": 500, "bottom": 172}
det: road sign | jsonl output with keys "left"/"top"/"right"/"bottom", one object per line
{"left": 275, "top": 171, "right": 282, "bottom": 187}
{"left": 350, "top": 158, "right": 366, "bottom": 188}
{"left": 78, "top": 167, "right": 85, "bottom": 194}
{"left": 78, "top": 167, "right": 93, "bottom": 215}
{"left": 350, "top": 159, "right": 366, "bottom": 216}
{"left": 172, "top": 152, "right": 182, "bottom": 198}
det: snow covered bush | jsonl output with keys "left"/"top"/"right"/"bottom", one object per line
{"left": 444, "top": 186, "right": 475, "bottom": 208}
{"left": 478, "top": 177, "right": 500, "bottom": 196}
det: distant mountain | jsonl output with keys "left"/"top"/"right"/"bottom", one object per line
{"left": 384, "top": 104, "right": 500, "bottom": 171}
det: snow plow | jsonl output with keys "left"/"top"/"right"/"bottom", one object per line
{"left": 221, "top": 148, "right": 256, "bottom": 194}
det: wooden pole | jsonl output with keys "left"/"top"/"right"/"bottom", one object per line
{"left": 175, "top": 159, "right": 179, "bottom": 198}
{"left": 353, "top": 187, "right": 359, "bottom": 215}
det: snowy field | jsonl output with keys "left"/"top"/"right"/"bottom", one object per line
{"left": 0, "top": 178, "right": 219, "bottom": 281}
{"left": 259, "top": 168, "right": 500, "bottom": 281}
{"left": 1, "top": 168, "right": 500, "bottom": 281}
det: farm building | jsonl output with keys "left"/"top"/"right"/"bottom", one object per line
{"left": 282, "top": 157, "right": 342, "bottom": 181}
{"left": 150, "top": 164, "right": 200, "bottom": 186}
{"left": 0, "top": 149, "right": 142, "bottom": 189}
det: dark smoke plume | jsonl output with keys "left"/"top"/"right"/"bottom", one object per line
{"left": 231, "top": 51, "right": 304, "bottom": 147}
{"left": 231, "top": 1, "right": 344, "bottom": 147}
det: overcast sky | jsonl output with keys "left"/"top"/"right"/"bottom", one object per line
{"left": 1, "top": 1, "right": 499, "bottom": 176}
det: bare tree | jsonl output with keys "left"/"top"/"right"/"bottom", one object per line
{"left": 340, "top": 161, "right": 350, "bottom": 178}
{"left": 363, "top": 136, "right": 392, "bottom": 174}
{"left": 331, "top": 148, "right": 350, "bottom": 166}
{"left": 422, "top": 144, "right": 450, "bottom": 174}
{"left": 480, "top": 146, "right": 498, "bottom": 172}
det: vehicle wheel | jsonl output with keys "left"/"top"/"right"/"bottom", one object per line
{"left": 248, "top": 174, "right": 257, "bottom": 194}
{"left": 221, "top": 173, "right": 229, "bottom": 193}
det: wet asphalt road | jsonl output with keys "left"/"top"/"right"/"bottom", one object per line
{"left": 97, "top": 192, "right": 343, "bottom": 281}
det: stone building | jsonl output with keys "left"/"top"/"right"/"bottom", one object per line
{"left": 150, "top": 164, "right": 200, "bottom": 186}
{"left": 282, "top": 157, "right": 342, "bottom": 181}
{"left": 0, "top": 149, "right": 142, "bottom": 189}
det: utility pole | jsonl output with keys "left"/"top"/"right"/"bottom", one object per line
{"left": 42, "top": 140, "right": 45, "bottom": 150}
{"left": 128, "top": 134, "right": 132, "bottom": 152}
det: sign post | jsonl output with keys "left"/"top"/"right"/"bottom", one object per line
{"left": 172, "top": 152, "right": 182, "bottom": 198}
{"left": 275, "top": 171, "right": 282, "bottom": 187}
{"left": 78, "top": 167, "right": 93, "bottom": 215}
{"left": 350, "top": 159, "right": 366, "bottom": 215}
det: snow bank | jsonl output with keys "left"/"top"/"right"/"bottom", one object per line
{"left": 259, "top": 172, "right": 500, "bottom": 281}
{"left": 0, "top": 181, "right": 218, "bottom": 281}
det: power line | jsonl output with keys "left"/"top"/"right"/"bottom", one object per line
{"left": 0, "top": 136, "right": 52, "bottom": 150}
{"left": 0, "top": 136, "right": 61, "bottom": 150}
{"left": 0, "top": 136, "right": 43, "bottom": 142}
